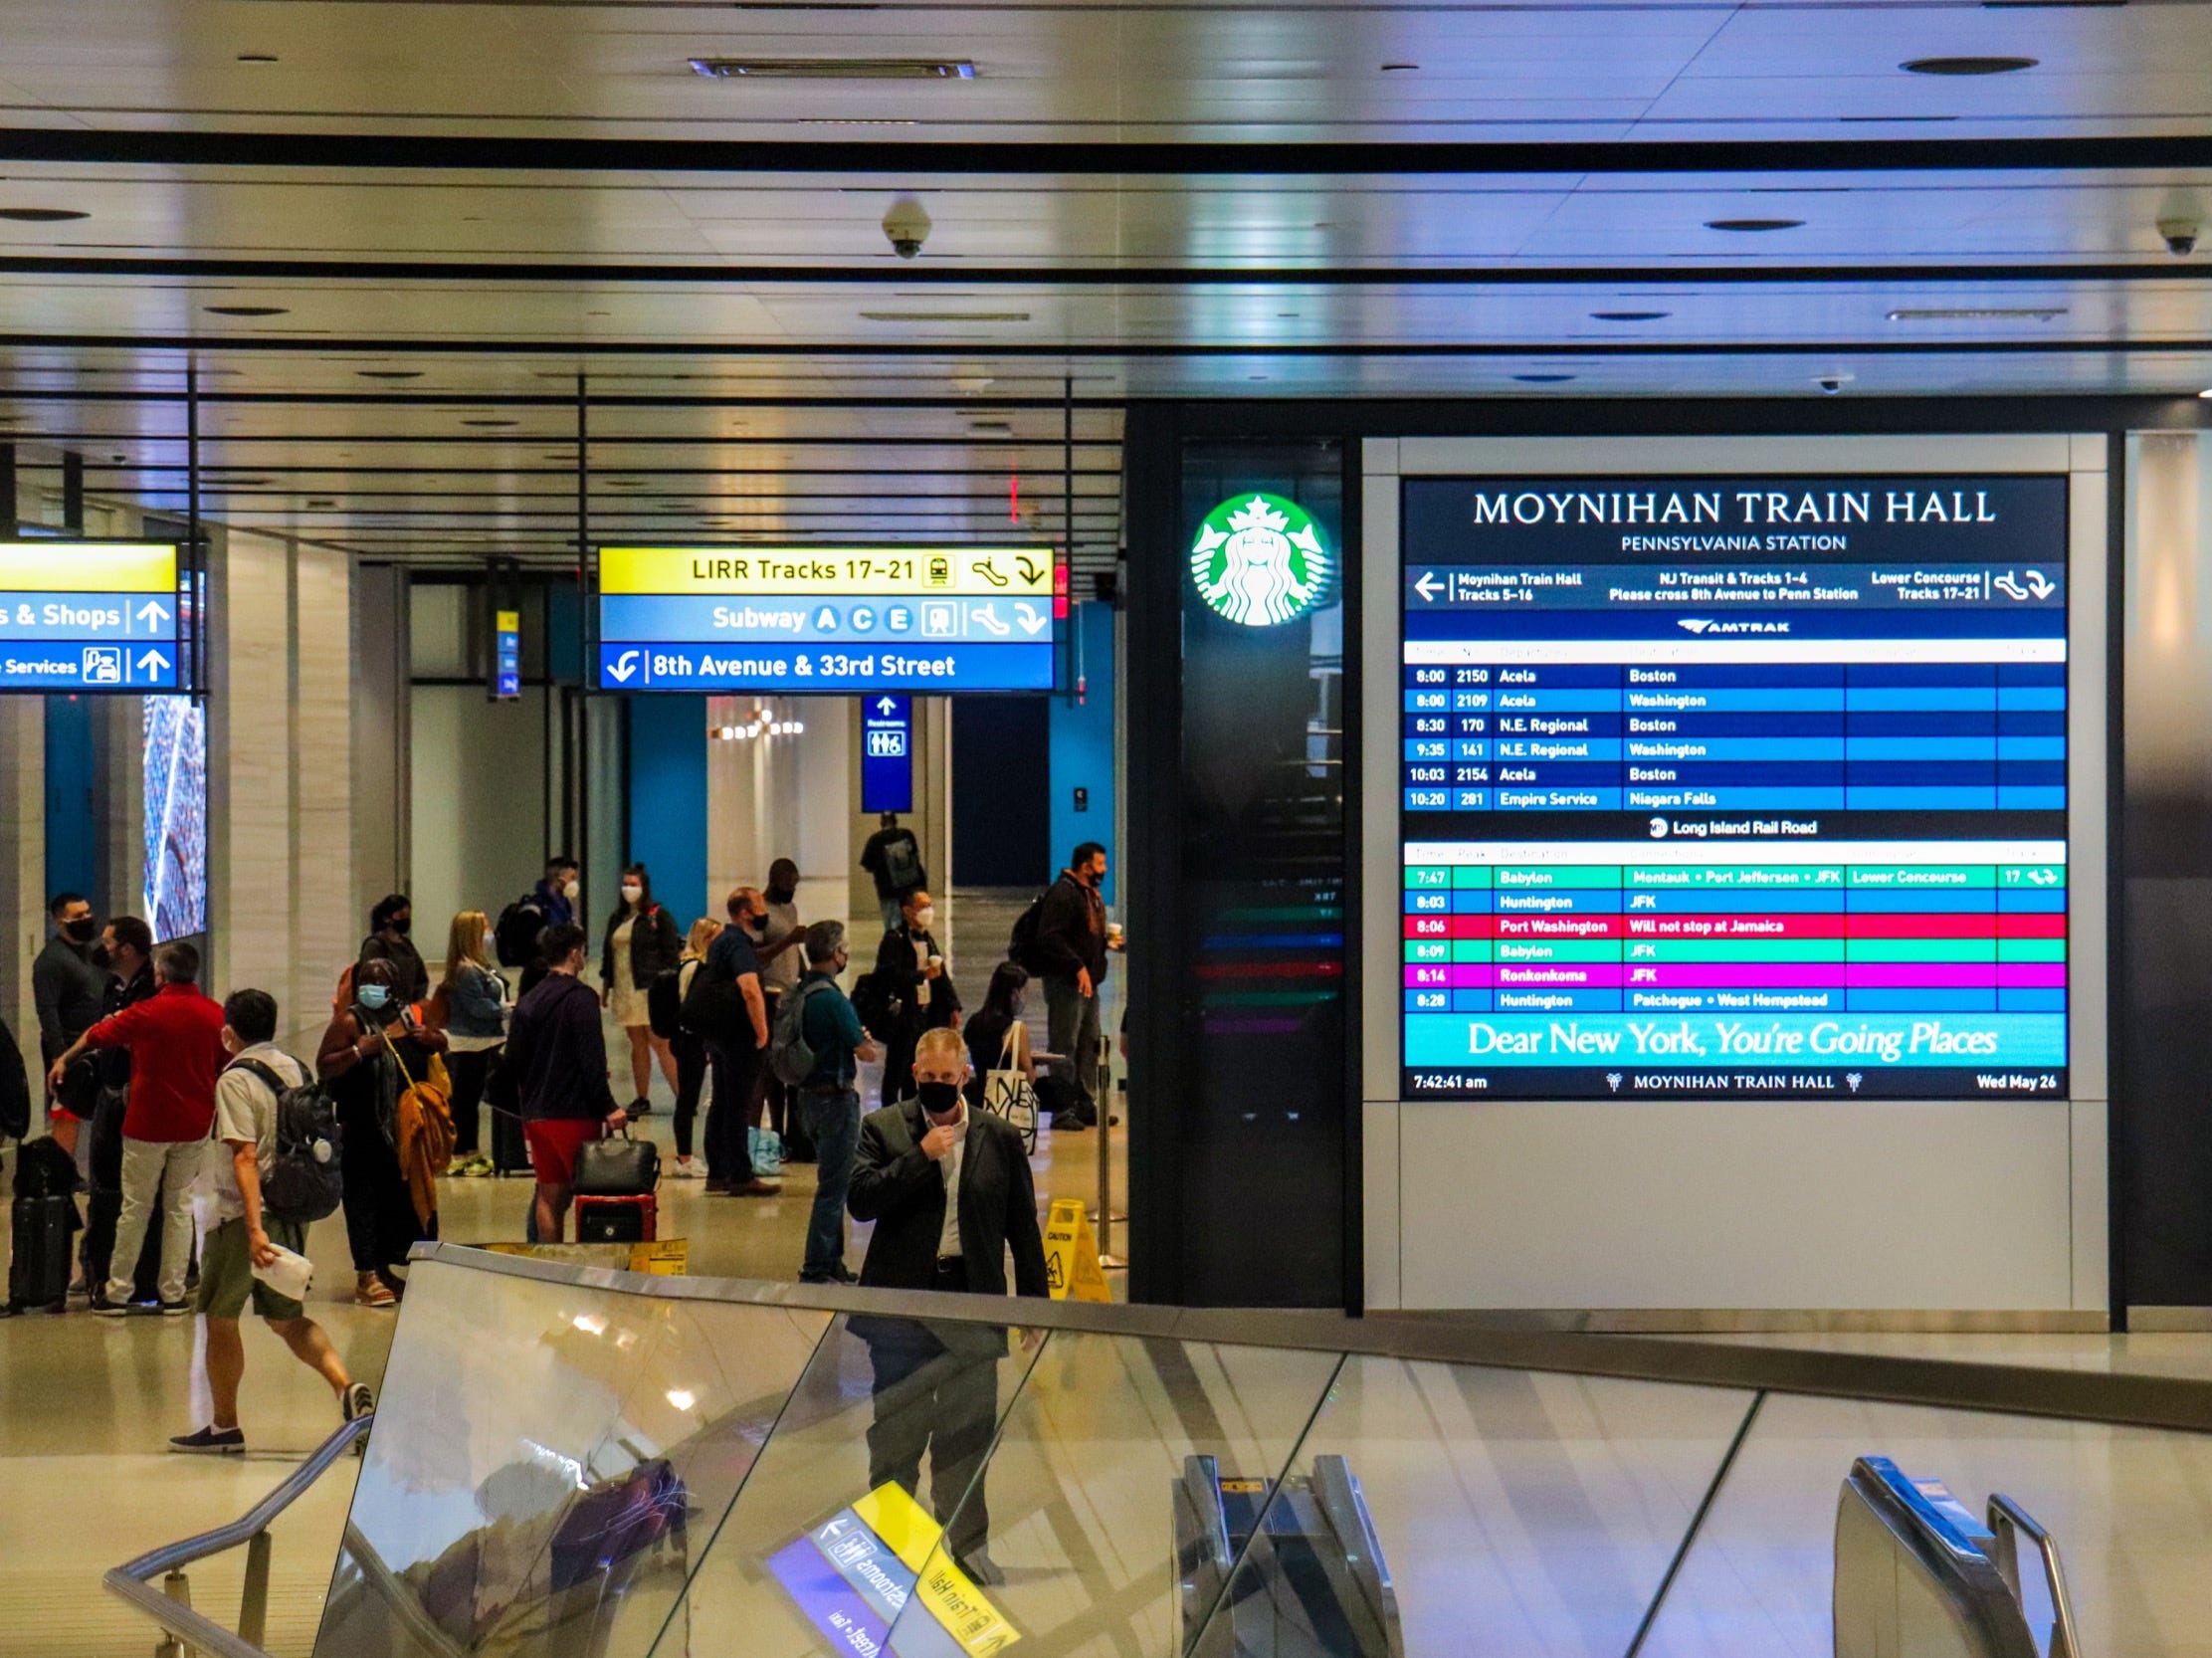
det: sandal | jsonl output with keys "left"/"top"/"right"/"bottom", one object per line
{"left": 355, "top": 1273, "right": 397, "bottom": 1309}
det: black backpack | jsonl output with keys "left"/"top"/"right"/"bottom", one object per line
{"left": 646, "top": 967, "right": 684, "bottom": 1041}
{"left": 848, "top": 971, "right": 897, "bottom": 1043}
{"left": 227, "top": 1057, "right": 345, "bottom": 1226}
{"left": 882, "top": 833, "right": 924, "bottom": 893}
{"left": 495, "top": 895, "right": 549, "bottom": 968}
{"left": 1008, "top": 888, "right": 1051, "bottom": 975}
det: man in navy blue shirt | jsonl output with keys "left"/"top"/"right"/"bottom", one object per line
{"left": 701, "top": 887, "right": 775, "bottom": 1194}
{"left": 533, "top": 855, "right": 580, "bottom": 932}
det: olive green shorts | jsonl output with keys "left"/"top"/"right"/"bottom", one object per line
{"left": 197, "top": 1215, "right": 309, "bottom": 1322}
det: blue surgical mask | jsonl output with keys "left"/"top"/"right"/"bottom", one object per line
{"left": 357, "top": 984, "right": 391, "bottom": 1010}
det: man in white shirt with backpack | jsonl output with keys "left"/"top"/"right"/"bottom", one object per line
{"left": 169, "top": 988, "right": 373, "bottom": 1454}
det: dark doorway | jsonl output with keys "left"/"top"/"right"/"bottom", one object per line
{"left": 952, "top": 696, "right": 1052, "bottom": 886}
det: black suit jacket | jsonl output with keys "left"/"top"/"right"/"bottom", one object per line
{"left": 874, "top": 925, "right": 962, "bottom": 1033}
{"left": 850, "top": 1097, "right": 1049, "bottom": 1300}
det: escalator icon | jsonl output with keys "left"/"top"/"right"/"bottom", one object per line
{"left": 971, "top": 605, "right": 1012, "bottom": 637}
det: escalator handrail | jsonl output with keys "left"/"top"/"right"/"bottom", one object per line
{"left": 1988, "top": 1494, "right": 2085, "bottom": 1658}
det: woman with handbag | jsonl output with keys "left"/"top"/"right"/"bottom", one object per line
{"left": 431, "top": 910, "right": 507, "bottom": 1177}
{"left": 316, "top": 957, "right": 450, "bottom": 1306}
{"left": 963, "top": 963, "right": 1037, "bottom": 1106}
{"left": 600, "top": 864, "right": 682, "bottom": 1119}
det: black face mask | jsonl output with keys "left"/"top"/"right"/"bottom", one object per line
{"left": 390, "top": 917, "right": 412, "bottom": 938}
{"left": 917, "top": 1081, "right": 962, "bottom": 1119}
{"left": 766, "top": 884, "right": 796, "bottom": 905}
{"left": 62, "top": 918, "right": 98, "bottom": 943}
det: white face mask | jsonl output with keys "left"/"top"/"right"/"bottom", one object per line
{"left": 564, "top": 881, "right": 581, "bottom": 900}
{"left": 621, "top": 884, "right": 643, "bottom": 903}
{"left": 912, "top": 906, "right": 935, "bottom": 931}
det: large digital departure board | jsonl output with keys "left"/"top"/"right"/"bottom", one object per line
{"left": 1399, "top": 475, "right": 2069, "bottom": 1102}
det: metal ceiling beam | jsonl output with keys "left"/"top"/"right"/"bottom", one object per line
{"left": 4, "top": 127, "right": 2211, "bottom": 175}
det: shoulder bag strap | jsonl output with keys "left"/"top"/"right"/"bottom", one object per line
{"left": 376, "top": 1023, "right": 417, "bottom": 1090}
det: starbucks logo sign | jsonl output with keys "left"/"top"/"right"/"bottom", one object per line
{"left": 1188, "top": 493, "right": 1332, "bottom": 627}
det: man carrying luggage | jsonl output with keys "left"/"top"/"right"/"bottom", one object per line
{"left": 507, "top": 925, "right": 627, "bottom": 1243}
{"left": 169, "top": 989, "right": 373, "bottom": 1454}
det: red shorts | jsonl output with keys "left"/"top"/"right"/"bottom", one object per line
{"left": 524, "top": 1119, "right": 600, "bottom": 1186}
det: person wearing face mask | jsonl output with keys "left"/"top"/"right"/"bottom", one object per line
{"left": 873, "top": 887, "right": 961, "bottom": 1109}
{"left": 76, "top": 916, "right": 158, "bottom": 1305}
{"left": 49, "top": 939, "right": 226, "bottom": 1316}
{"left": 534, "top": 855, "right": 582, "bottom": 933}
{"left": 846, "top": 1025, "right": 1048, "bottom": 1585}
{"left": 317, "top": 956, "right": 448, "bottom": 1307}
{"left": 32, "top": 891, "right": 106, "bottom": 1158}
{"left": 600, "top": 863, "right": 682, "bottom": 1120}
{"left": 357, "top": 894, "right": 430, "bottom": 1009}
{"left": 696, "top": 885, "right": 779, "bottom": 1195}
{"left": 787, "top": 922, "right": 877, "bottom": 1283}
{"left": 1031, "top": 842, "right": 1112, "bottom": 1130}
{"left": 756, "top": 858, "right": 807, "bottom": 1150}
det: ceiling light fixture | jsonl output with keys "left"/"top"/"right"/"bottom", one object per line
{"left": 358, "top": 369, "right": 423, "bottom": 379}
{"left": 860, "top": 311, "right": 1030, "bottom": 322}
{"left": 1591, "top": 311, "right": 1671, "bottom": 321}
{"left": 236, "top": 52, "right": 279, "bottom": 64}
{"left": 1514, "top": 373, "right": 1576, "bottom": 383}
{"left": 1380, "top": 62, "right": 1419, "bottom": 72}
{"left": 1706, "top": 218, "right": 1804, "bottom": 232}
{"left": 2199, "top": 387, "right": 2212, "bottom": 399}
{"left": 1902, "top": 55, "right": 2038, "bottom": 75}
{"left": 689, "top": 57, "right": 974, "bottom": 78}
{"left": 205, "top": 304, "right": 289, "bottom": 316}
{"left": 462, "top": 418, "right": 518, "bottom": 428}
{"left": 0, "top": 207, "right": 88, "bottom": 222}
{"left": 1887, "top": 306, "right": 2068, "bottom": 320}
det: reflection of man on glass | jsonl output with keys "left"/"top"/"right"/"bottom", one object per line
{"left": 848, "top": 1027, "right": 1049, "bottom": 1583}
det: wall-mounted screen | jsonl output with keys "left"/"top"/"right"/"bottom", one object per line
{"left": 0, "top": 541, "right": 185, "bottom": 691}
{"left": 595, "top": 545, "right": 1057, "bottom": 693}
{"left": 1399, "top": 475, "right": 2068, "bottom": 1102}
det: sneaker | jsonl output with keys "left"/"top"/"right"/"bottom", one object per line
{"left": 169, "top": 1425, "right": 245, "bottom": 1455}
{"left": 90, "top": 1295, "right": 132, "bottom": 1317}
{"left": 629, "top": 1096, "right": 654, "bottom": 1118}
{"left": 668, "top": 1158, "right": 707, "bottom": 1179}
{"left": 342, "top": 1382, "right": 375, "bottom": 1423}
{"left": 158, "top": 1300, "right": 193, "bottom": 1317}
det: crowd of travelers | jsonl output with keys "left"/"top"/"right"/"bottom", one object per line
{"left": 0, "top": 819, "right": 1120, "bottom": 1464}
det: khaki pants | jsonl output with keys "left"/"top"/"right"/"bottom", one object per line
{"left": 105, "top": 1138, "right": 205, "bottom": 1307}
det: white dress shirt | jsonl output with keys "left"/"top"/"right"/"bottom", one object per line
{"left": 935, "top": 1103, "right": 969, "bottom": 1259}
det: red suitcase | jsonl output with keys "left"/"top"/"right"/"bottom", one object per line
{"left": 574, "top": 1193, "right": 657, "bottom": 1244}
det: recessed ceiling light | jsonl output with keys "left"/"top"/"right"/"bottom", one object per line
{"left": 1706, "top": 219, "right": 1804, "bottom": 232}
{"left": 0, "top": 207, "right": 88, "bottom": 222}
{"left": 859, "top": 311, "right": 1030, "bottom": 322}
{"left": 2199, "top": 388, "right": 2212, "bottom": 399}
{"left": 1380, "top": 62, "right": 1419, "bottom": 72}
{"left": 1591, "top": 311, "right": 1671, "bottom": 321}
{"left": 689, "top": 57, "right": 974, "bottom": 78}
{"left": 205, "top": 304, "right": 289, "bottom": 316}
{"left": 307, "top": 498, "right": 336, "bottom": 509}
{"left": 462, "top": 418, "right": 518, "bottom": 428}
{"left": 236, "top": 52, "right": 279, "bottom": 64}
{"left": 1888, "top": 306, "right": 2068, "bottom": 321}
{"left": 1514, "top": 373, "right": 1576, "bottom": 383}
{"left": 1278, "top": 311, "right": 1302, "bottom": 318}
{"left": 357, "top": 369, "right": 423, "bottom": 379}
{"left": 1248, "top": 374, "right": 1269, "bottom": 381}
{"left": 109, "top": 453, "right": 124, "bottom": 462}
{"left": 1903, "top": 55, "right": 2038, "bottom": 75}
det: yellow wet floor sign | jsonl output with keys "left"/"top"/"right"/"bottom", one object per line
{"left": 1042, "top": 1197, "right": 1112, "bottom": 1302}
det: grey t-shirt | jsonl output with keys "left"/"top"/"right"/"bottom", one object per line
{"left": 206, "top": 1045, "right": 308, "bottom": 1224}
{"left": 761, "top": 899, "right": 802, "bottom": 994}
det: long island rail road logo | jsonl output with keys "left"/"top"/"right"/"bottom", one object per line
{"left": 1189, "top": 493, "right": 1333, "bottom": 627}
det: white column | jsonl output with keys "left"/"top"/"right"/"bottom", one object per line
{"left": 294, "top": 541, "right": 354, "bottom": 1024}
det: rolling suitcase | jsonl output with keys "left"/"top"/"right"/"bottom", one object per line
{"left": 9, "top": 1193, "right": 77, "bottom": 1313}
{"left": 574, "top": 1193, "right": 656, "bottom": 1244}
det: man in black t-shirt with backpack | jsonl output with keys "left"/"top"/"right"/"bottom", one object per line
{"left": 860, "top": 813, "right": 926, "bottom": 937}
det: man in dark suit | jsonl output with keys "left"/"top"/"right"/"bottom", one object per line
{"left": 872, "top": 887, "right": 960, "bottom": 1108}
{"left": 848, "top": 1026, "right": 1047, "bottom": 1582}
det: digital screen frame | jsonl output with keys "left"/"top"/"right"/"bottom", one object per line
{"left": 593, "top": 543, "right": 1058, "bottom": 694}
{"left": 1388, "top": 468, "right": 2084, "bottom": 1105}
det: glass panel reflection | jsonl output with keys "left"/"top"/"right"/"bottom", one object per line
{"left": 1638, "top": 1391, "right": 2212, "bottom": 1658}
{"left": 1188, "top": 1357, "right": 1757, "bottom": 1658}
{"left": 649, "top": 1310, "right": 1046, "bottom": 1658}
{"left": 871, "top": 1331, "right": 1345, "bottom": 1658}
{"left": 312, "top": 1259, "right": 830, "bottom": 1658}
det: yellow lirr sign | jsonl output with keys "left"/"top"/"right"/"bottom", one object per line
{"left": 0, "top": 542, "right": 176, "bottom": 593}
{"left": 599, "top": 545, "right": 1055, "bottom": 599}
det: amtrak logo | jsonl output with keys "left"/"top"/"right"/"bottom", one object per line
{"left": 1189, "top": 494, "right": 1332, "bottom": 627}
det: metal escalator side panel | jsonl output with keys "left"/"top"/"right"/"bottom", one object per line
{"left": 1308, "top": 1456, "right": 1405, "bottom": 1658}
{"left": 1835, "top": 1459, "right": 2040, "bottom": 1658}
{"left": 1178, "top": 1455, "right": 1232, "bottom": 1656}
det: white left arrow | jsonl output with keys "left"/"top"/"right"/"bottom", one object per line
{"left": 1413, "top": 572, "right": 1442, "bottom": 602}
{"left": 606, "top": 650, "right": 641, "bottom": 684}
{"left": 136, "top": 649, "right": 170, "bottom": 675}
{"left": 135, "top": 600, "right": 169, "bottom": 629}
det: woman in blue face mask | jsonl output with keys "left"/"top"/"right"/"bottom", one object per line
{"left": 316, "top": 957, "right": 448, "bottom": 1307}
{"left": 357, "top": 893, "right": 430, "bottom": 1008}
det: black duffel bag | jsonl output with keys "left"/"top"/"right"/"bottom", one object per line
{"left": 573, "top": 1127, "right": 660, "bottom": 1196}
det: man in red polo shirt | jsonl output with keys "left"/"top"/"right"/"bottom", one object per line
{"left": 48, "top": 939, "right": 227, "bottom": 1316}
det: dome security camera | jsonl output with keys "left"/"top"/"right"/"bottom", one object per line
{"left": 2158, "top": 216, "right": 2201, "bottom": 257}
{"left": 883, "top": 198, "right": 932, "bottom": 260}
{"left": 1817, "top": 376, "right": 1846, "bottom": 395}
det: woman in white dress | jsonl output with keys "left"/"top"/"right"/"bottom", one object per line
{"left": 599, "top": 863, "right": 683, "bottom": 1118}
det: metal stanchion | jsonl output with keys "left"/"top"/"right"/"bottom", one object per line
{"left": 1094, "top": 1030, "right": 1125, "bottom": 1269}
